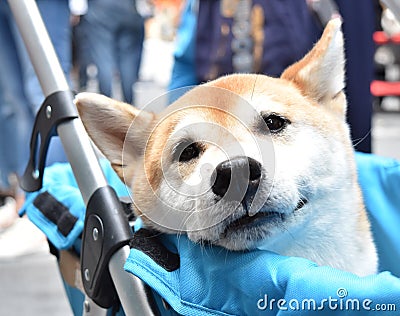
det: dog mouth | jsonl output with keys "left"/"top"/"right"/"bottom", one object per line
{"left": 222, "top": 198, "right": 308, "bottom": 236}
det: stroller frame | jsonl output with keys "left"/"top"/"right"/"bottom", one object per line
{"left": 8, "top": 0, "right": 158, "bottom": 314}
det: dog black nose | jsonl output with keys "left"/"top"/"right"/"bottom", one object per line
{"left": 211, "top": 156, "right": 262, "bottom": 198}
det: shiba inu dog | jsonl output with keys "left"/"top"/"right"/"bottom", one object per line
{"left": 75, "top": 19, "right": 377, "bottom": 276}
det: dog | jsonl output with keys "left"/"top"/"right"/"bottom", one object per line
{"left": 75, "top": 19, "right": 377, "bottom": 276}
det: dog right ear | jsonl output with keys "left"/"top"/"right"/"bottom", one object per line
{"left": 74, "top": 92, "right": 155, "bottom": 181}
{"left": 281, "top": 18, "right": 346, "bottom": 117}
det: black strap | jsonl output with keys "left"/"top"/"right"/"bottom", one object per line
{"left": 33, "top": 191, "right": 78, "bottom": 237}
{"left": 129, "top": 229, "right": 180, "bottom": 272}
{"left": 120, "top": 200, "right": 136, "bottom": 221}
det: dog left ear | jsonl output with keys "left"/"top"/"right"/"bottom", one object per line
{"left": 75, "top": 92, "right": 155, "bottom": 182}
{"left": 281, "top": 18, "right": 346, "bottom": 116}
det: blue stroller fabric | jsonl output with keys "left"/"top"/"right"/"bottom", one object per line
{"left": 20, "top": 153, "right": 400, "bottom": 315}
{"left": 356, "top": 152, "right": 400, "bottom": 276}
{"left": 126, "top": 234, "right": 400, "bottom": 316}
{"left": 125, "top": 152, "right": 400, "bottom": 315}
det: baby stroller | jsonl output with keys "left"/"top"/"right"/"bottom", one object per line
{"left": 11, "top": 0, "right": 400, "bottom": 315}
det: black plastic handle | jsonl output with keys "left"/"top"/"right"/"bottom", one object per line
{"left": 81, "top": 185, "right": 133, "bottom": 308}
{"left": 20, "top": 90, "right": 78, "bottom": 192}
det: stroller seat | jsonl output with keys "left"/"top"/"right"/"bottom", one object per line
{"left": 20, "top": 152, "right": 400, "bottom": 315}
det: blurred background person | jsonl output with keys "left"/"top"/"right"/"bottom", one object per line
{"left": 0, "top": 1, "right": 32, "bottom": 228}
{"left": 334, "top": 0, "right": 376, "bottom": 153}
{"left": 70, "top": 0, "right": 91, "bottom": 91}
{"left": 13, "top": 0, "right": 77, "bottom": 164}
{"left": 169, "top": 0, "right": 376, "bottom": 153}
{"left": 0, "top": 0, "right": 78, "bottom": 228}
{"left": 169, "top": 0, "right": 319, "bottom": 89}
{"left": 78, "top": 0, "right": 145, "bottom": 104}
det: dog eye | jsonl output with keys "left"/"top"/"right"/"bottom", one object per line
{"left": 174, "top": 142, "right": 201, "bottom": 162}
{"left": 179, "top": 143, "right": 200, "bottom": 162}
{"left": 263, "top": 114, "right": 288, "bottom": 133}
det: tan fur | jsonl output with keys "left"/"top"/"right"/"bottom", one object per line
{"left": 75, "top": 19, "right": 377, "bottom": 275}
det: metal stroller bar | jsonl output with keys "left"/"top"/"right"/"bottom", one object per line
{"left": 8, "top": 0, "right": 106, "bottom": 204}
{"left": 8, "top": 0, "right": 157, "bottom": 314}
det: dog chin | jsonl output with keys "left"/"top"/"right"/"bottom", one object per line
{"left": 188, "top": 198, "right": 309, "bottom": 251}
{"left": 214, "top": 210, "right": 287, "bottom": 251}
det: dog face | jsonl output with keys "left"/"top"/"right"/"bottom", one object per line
{"left": 76, "top": 19, "right": 377, "bottom": 274}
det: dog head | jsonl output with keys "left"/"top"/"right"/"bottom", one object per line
{"left": 76, "top": 19, "right": 360, "bottom": 251}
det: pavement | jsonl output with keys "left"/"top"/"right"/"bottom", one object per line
{"left": 0, "top": 227, "right": 72, "bottom": 316}
{"left": 0, "top": 37, "right": 400, "bottom": 315}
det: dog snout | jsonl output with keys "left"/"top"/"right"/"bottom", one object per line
{"left": 211, "top": 156, "right": 262, "bottom": 199}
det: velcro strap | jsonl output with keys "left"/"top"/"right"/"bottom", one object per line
{"left": 120, "top": 201, "right": 135, "bottom": 221}
{"left": 33, "top": 191, "right": 78, "bottom": 237}
{"left": 129, "top": 229, "right": 180, "bottom": 272}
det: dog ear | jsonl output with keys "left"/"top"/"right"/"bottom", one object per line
{"left": 74, "top": 92, "right": 155, "bottom": 181}
{"left": 281, "top": 18, "right": 346, "bottom": 116}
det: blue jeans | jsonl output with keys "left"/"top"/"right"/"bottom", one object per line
{"left": 0, "top": 2, "right": 32, "bottom": 187}
{"left": 73, "top": 21, "right": 93, "bottom": 90}
{"left": 13, "top": 0, "right": 71, "bottom": 165}
{"left": 14, "top": 0, "right": 72, "bottom": 112}
{"left": 0, "top": 0, "right": 70, "bottom": 188}
{"left": 83, "top": 0, "right": 145, "bottom": 104}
